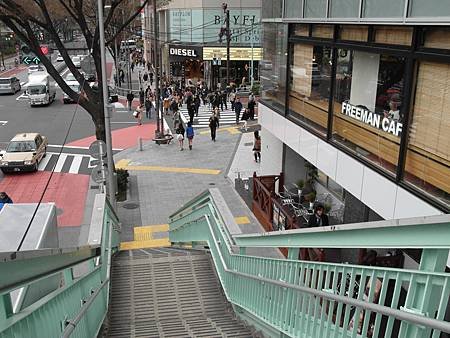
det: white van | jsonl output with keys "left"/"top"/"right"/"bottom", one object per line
{"left": 63, "top": 80, "right": 81, "bottom": 104}
{"left": 27, "top": 73, "right": 56, "bottom": 106}
{"left": 120, "top": 40, "right": 137, "bottom": 51}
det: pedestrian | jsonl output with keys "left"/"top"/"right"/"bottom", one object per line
{"left": 234, "top": 97, "right": 243, "bottom": 125}
{"left": 163, "top": 97, "right": 170, "bottom": 115}
{"left": 173, "top": 109, "right": 181, "bottom": 130}
{"left": 308, "top": 204, "right": 329, "bottom": 227}
{"left": 248, "top": 94, "right": 256, "bottom": 120}
{"left": 149, "top": 72, "right": 154, "bottom": 86}
{"left": 253, "top": 130, "right": 261, "bottom": 163}
{"left": 126, "top": 91, "right": 134, "bottom": 111}
{"left": 209, "top": 113, "right": 219, "bottom": 142}
{"left": 186, "top": 93, "right": 195, "bottom": 124}
{"left": 214, "top": 107, "right": 221, "bottom": 128}
{"left": 186, "top": 122, "right": 195, "bottom": 150}
{"left": 194, "top": 94, "right": 201, "bottom": 117}
{"left": 133, "top": 104, "right": 143, "bottom": 125}
{"left": 221, "top": 90, "right": 228, "bottom": 110}
{"left": 120, "top": 69, "right": 125, "bottom": 84}
{"left": 139, "top": 89, "right": 145, "bottom": 105}
{"left": 241, "top": 108, "right": 250, "bottom": 131}
{"left": 145, "top": 85, "right": 151, "bottom": 98}
{"left": 143, "top": 72, "right": 148, "bottom": 83}
{"left": 131, "top": 62, "right": 135, "bottom": 73}
{"left": 229, "top": 90, "right": 236, "bottom": 111}
{"left": 0, "top": 191, "right": 13, "bottom": 204}
{"left": 176, "top": 123, "right": 185, "bottom": 151}
{"left": 145, "top": 97, "right": 152, "bottom": 119}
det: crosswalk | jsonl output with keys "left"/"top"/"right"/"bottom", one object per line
{"left": 38, "top": 152, "right": 95, "bottom": 175}
{"left": 179, "top": 104, "right": 239, "bottom": 128}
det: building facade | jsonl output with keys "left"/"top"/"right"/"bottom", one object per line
{"left": 143, "top": 0, "right": 262, "bottom": 88}
{"left": 259, "top": 0, "right": 450, "bottom": 229}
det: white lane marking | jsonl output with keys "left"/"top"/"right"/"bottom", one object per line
{"left": 16, "top": 93, "right": 29, "bottom": 101}
{"left": 69, "top": 155, "right": 83, "bottom": 174}
{"left": 0, "top": 121, "right": 7, "bottom": 126}
{"left": 38, "top": 153, "right": 52, "bottom": 170}
{"left": 47, "top": 144, "right": 124, "bottom": 151}
{"left": 53, "top": 153, "right": 68, "bottom": 172}
{"left": 20, "top": 81, "right": 27, "bottom": 86}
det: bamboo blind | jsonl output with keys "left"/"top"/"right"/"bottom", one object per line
{"left": 292, "top": 44, "right": 313, "bottom": 97}
{"left": 374, "top": 26, "right": 413, "bottom": 46}
{"left": 424, "top": 29, "right": 450, "bottom": 50}
{"left": 409, "top": 61, "right": 450, "bottom": 163}
{"left": 312, "top": 25, "right": 334, "bottom": 39}
{"left": 340, "top": 25, "right": 368, "bottom": 42}
{"left": 294, "top": 24, "right": 309, "bottom": 37}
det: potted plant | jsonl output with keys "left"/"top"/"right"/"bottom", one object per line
{"left": 296, "top": 179, "right": 305, "bottom": 197}
{"left": 305, "top": 191, "right": 316, "bottom": 210}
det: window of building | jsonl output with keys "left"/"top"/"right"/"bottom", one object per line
{"left": 312, "top": 25, "right": 334, "bottom": 39}
{"left": 293, "top": 24, "right": 309, "bottom": 37}
{"left": 409, "top": 0, "right": 450, "bottom": 17}
{"left": 262, "top": 0, "right": 283, "bottom": 19}
{"left": 340, "top": 25, "right": 368, "bottom": 42}
{"left": 404, "top": 61, "right": 450, "bottom": 207}
{"left": 332, "top": 49, "right": 406, "bottom": 174}
{"left": 363, "top": 0, "right": 405, "bottom": 18}
{"left": 288, "top": 43, "right": 333, "bottom": 135}
{"left": 374, "top": 26, "right": 413, "bottom": 46}
{"left": 330, "top": 0, "right": 360, "bottom": 18}
{"left": 304, "top": 0, "right": 327, "bottom": 18}
{"left": 284, "top": 0, "right": 303, "bottom": 18}
{"left": 422, "top": 28, "right": 450, "bottom": 50}
{"left": 261, "top": 23, "right": 288, "bottom": 112}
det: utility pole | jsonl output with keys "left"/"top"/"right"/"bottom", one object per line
{"left": 153, "top": 0, "right": 161, "bottom": 136}
{"left": 98, "top": 1, "right": 116, "bottom": 208}
{"left": 250, "top": 21, "right": 254, "bottom": 90}
{"left": 223, "top": 3, "right": 230, "bottom": 87}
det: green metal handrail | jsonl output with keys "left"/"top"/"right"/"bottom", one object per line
{"left": 0, "top": 194, "right": 120, "bottom": 338}
{"left": 169, "top": 188, "right": 450, "bottom": 338}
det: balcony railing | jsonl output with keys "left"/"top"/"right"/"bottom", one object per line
{"left": 169, "top": 188, "right": 450, "bottom": 338}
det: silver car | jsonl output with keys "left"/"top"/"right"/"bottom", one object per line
{"left": 0, "top": 77, "right": 21, "bottom": 94}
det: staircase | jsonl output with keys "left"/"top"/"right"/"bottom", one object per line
{"left": 106, "top": 247, "right": 254, "bottom": 338}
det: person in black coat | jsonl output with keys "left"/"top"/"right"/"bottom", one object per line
{"left": 0, "top": 192, "right": 13, "bottom": 204}
{"left": 308, "top": 204, "right": 329, "bottom": 227}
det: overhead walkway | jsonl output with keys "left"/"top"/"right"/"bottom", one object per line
{"left": 1, "top": 190, "right": 450, "bottom": 338}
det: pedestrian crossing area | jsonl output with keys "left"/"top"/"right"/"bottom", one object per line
{"left": 38, "top": 152, "right": 95, "bottom": 175}
{"left": 179, "top": 104, "right": 239, "bottom": 128}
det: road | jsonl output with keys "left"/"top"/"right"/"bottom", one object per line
{"left": 0, "top": 59, "right": 156, "bottom": 232}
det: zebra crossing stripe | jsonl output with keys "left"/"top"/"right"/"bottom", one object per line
{"left": 69, "top": 156, "right": 83, "bottom": 174}
{"left": 53, "top": 154, "right": 68, "bottom": 173}
{"left": 37, "top": 152, "right": 94, "bottom": 175}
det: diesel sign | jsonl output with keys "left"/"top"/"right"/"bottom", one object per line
{"left": 169, "top": 48, "right": 198, "bottom": 57}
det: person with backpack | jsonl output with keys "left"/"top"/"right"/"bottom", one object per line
{"left": 209, "top": 112, "right": 219, "bottom": 142}
{"left": 186, "top": 122, "right": 195, "bottom": 150}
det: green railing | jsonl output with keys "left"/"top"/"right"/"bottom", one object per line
{"left": 169, "top": 188, "right": 450, "bottom": 338}
{"left": 0, "top": 194, "right": 120, "bottom": 338}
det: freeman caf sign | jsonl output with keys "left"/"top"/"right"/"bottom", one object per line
{"left": 341, "top": 102, "right": 403, "bottom": 137}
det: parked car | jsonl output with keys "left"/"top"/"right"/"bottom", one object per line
{"left": 0, "top": 133, "right": 48, "bottom": 173}
{"left": 0, "top": 77, "right": 21, "bottom": 94}
{"left": 56, "top": 53, "right": 64, "bottom": 62}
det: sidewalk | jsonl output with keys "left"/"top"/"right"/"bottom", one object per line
{"left": 113, "top": 117, "right": 281, "bottom": 258}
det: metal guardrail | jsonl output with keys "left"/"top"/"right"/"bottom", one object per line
{"left": 0, "top": 194, "right": 120, "bottom": 337}
{"left": 169, "top": 188, "right": 450, "bottom": 338}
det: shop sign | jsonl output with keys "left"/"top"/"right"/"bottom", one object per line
{"left": 341, "top": 102, "right": 403, "bottom": 137}
{"left": 202, "top": 47, "right": 262, "bottom": 61}
{"left": 169, "top": 48, "right": 198, "bottom": 57}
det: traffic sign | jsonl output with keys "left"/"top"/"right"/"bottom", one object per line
{"left": 91, "top": 164, "right": 108, "bottom": 184}
{"left": 89, "top": 140, "right": 107, "bottom": 160}
{"left": 22, "top": 56, "right": 41, "bottom": 65}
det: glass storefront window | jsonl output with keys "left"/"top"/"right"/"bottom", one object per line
{"left": 404, "top": 61, "right": 450, "bottom": 207}
{"left": 374, "top": 26, "right": 413, "bottom": 46}
{"left": 304, "top": 0, "right": 327, "bottom": 18}
{"left": 288, "top": 43, "right": 332, "bottom": 135}
{"left": 340, "top": 25, "right": 368, "bottom": 42}
{"left": 260, "top": 23, "right": 288, "bottom": 112}
{"left": 332, "top": 49, "right": 406, "bottom": 174}
{"left": 262, "top": 0, "right": 282, "bottom": 19}
{"left": 423, "top": 28, "right": 450, "bottom": 50}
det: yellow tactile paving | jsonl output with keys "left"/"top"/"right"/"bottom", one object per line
{"left": 134, "top": 224, "right": 169, "bottom": 241}
{"left": 120, "top": 238, "right": 171, "bottom": 250}
{"left": 234, "top": 216, "right": 251, "bottom": 225}
{"left": 199, "top": 126, "right": 241, "bottom": 135}
{"left": 116, "top": 159, "right": 221, "bottom": 175}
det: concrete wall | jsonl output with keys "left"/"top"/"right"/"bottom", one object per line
{"left": 260, "top": 126, "right": 283, "bottom": 176}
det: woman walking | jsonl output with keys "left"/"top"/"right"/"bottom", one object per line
{"left": 186, "top": 122, "right": 195, "bottom": 150}
{"left": 209, "top": 113, "right": 219, "bottom": 142}
{"left": 134, "top": 104, "right": 143, "bottom": 125}
{"left": 253, "top": 130, "right": 261, "bottom": 163}
{"left": 176, "top": 123, "right": 185, "bottom": 151}
{"left": 241, "top": 108, "right": 250, "bottom": 131}
{"left": 214, "top": 107, "right": 221, "bottom": 128}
